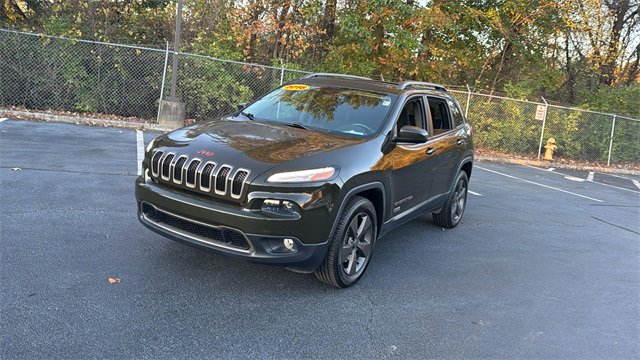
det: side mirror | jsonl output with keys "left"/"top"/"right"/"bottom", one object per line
{"left": 394, "top": 125, "right": 428, "bottom": 143}
{"left": 236, "top": 102, "right": 248, "bottom": 111}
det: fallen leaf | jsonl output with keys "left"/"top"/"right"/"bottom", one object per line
{"left": 107, "top": 277, "right": 121, "bottom": 284}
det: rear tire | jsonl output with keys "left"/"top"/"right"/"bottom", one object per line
{"left": 315, "top": 196, "right": 377, "bottom": 288}
{"left": 433, "top": 171, "right": 469, "bottom": 228}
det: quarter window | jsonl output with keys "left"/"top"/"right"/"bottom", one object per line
{"left": 428, "top": 97, "right": 452, "bottom": 135}
{"left": 448, "top": 100, "right": 464, "bottom": 128}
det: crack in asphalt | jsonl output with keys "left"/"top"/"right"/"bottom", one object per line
{"left": 360, "top": 286, "right": 376, "bottom": 350}
{"left": 591, "top": 216, "right": 640, "bottom": 236}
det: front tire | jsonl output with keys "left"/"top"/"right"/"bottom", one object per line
{"left": 315, "top": 196, "right": 377, "bottom": 288}
{"left": 433, "top": 171, "right": 469, "bottom": 228}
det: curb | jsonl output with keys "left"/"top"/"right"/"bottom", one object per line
{"left": 476, "top": 156, "right": 640, "bottom": 176}
{"left": 0, "top": 108, "right": 173, "bottom": 132}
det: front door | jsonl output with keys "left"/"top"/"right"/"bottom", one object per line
{"left": 389, "top": 96, "right": 438, "bottom": 216}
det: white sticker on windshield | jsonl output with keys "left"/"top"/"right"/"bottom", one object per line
{"left": 382, "top": 98, "right": 391, "bottom": 107}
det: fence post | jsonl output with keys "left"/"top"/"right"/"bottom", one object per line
{"left": 157, "top": 41, "right": 170, "bottom": 122}
{"left": 536, "top": 97, "right": 549, "bottom": 160}
{"left": 607, "top": 115, "right": 617, "bottom": 167}
{"left": 465, "top": 84, "right": 471, "bottom": 118}
{"left": 279, "top": 59, "right": 285, "bottom": 85}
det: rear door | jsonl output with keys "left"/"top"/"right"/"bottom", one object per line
{"left": 427, "top": 96, "right": 466, "bottom": 198}
{"left": 388, "top": 96, "right": 438, "bottom": 215}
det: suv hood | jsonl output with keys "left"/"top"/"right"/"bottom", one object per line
{"left": 155, "top": 119, "right": 364, "bottom": 178}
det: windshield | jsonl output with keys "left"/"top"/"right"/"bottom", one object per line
{"left": 241, "top": 84, "right": 396, "bottom": 137}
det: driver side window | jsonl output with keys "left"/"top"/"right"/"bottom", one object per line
{"left": 395, "top": 97, "right": 426, "bottom": 133}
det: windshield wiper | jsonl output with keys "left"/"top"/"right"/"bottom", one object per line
{"left": 240, "top": 111, "right": 255, "bottom": 120}
{"left": 286, "top": 122, "right": 308, "bottom": 130}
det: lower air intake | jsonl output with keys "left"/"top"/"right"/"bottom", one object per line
{"left": 141, "top": 202, "right": 251, "bottom": 251}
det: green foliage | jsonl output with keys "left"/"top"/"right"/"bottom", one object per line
{"left": 579, "top": 85, "right": 640, "bottom": 119}
{"left": 176, "top": 58, "right": 253, "bottom": 120}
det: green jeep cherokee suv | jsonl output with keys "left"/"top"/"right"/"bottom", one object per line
{"left": 136, "top": 73, "right": 474, "bottom": 288}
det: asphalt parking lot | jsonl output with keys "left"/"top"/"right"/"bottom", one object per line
{"left": 1, "top": 119, "right": 639, "bottom": 359}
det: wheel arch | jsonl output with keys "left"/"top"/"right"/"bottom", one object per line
{"left": 460, "top": 160, "right": 473, "bottom": 180}
{"left": 331, "top": 182, "right": 386, "bottom": 237}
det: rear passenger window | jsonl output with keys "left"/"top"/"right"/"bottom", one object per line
{"left": 448, "top": 100, "right": 464, "bottom": 128}
{"left": 427, "top": 98, "right": 452, "bottom": 135}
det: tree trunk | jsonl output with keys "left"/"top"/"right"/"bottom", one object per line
{"left": 321, "top": 0, "right": 337, "bottom": 44}
{"left": 599, "top": 0, "right": 630, "bottom": 85}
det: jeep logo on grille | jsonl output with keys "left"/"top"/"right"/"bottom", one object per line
{"left": 196, "top": 150, "right": 215, "bottom": 157}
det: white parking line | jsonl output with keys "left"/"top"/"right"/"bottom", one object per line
{"left": 136, "top": 130, "right": 144, "bottom": 176}
{"left": 0, "top": 118, "right": 8, "bottom": 123}
{"left": 468, "top": 190, "right": 483, "bottom": 196}
{"left": 477, "top": 165, "right": 603, "bottom": 202}
{"left": 632, "top": 180, "right": 640, "bottom": 190}
{"left": 564, "top": 175, "right": 585, "bottom": 182}
{"left": 586, "top": 172, "right": 594, "bottom": 182}
{"left": 522, "top": 164, "right": 640, "bottom": 194}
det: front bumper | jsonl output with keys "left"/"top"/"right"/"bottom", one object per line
{"left": 135, "top": 176, "right": 334, "bottom": 270}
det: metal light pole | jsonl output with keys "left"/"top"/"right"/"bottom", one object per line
{"left": 169, "top": 0, "right": 183, "bottom": 99}
{"left": 158, "top": 0, "right": 186, "bottom": 128}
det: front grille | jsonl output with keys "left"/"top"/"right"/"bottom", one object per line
{"left": 148, "top": 151, "right": 249, "bottom": 199}
{"left": 141, "top": 202, "right": 251, "bottom": 251}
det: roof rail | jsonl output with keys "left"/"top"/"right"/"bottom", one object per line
{"left": 398, "top": 81, "right": 447, "bottom": 92}
{"left": 304, "top": 72, "right": 372, "bottom": 80}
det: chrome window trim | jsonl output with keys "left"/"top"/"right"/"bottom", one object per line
{"left": 140, "top": 201, "right": 254, "bottom": 254}
{"left": 230, "top": 168, "right": 251, "bottom": 199}
{"left": 172, "top": 155, "right": 188, "bottom": 185}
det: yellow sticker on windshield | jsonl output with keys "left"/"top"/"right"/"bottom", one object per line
{"left": 283, "top": 84, "right": 310, "bottom": 91}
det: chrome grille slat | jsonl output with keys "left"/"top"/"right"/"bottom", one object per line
{"left": 185, "top": 159, "right": 202, "bottom": 188}
{"left": 161, "top": 153, "right": 176, "bottom": 180}
{"left": 215, "top": 165, "right": 232, "bottom": 195}
{"left": 172, "top": 156, "right": 188, "bottom": 184}
{"left": 231, "top": 169, "right": 250, "bottom": 199}
{"left": 151, "top": 150, "right": 164, "bottom": 177}
{"left": 199, "top": 162, "right": 216, "bottom": 192}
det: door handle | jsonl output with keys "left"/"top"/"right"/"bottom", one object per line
{"left": 456, "top": 138, "right": 465, "bottom": 145}
{"left": 425, "top": 147, "right": 436, "bottom": 155}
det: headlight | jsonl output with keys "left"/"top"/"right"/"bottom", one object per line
{"left": 267, "top": 167, "right": 336, "bottom": 183}
{"left": 261, "top": 199, "right": 300, "bottom": 218}
{"left": 145, "top": 138, "right": 156, "bottom": 153}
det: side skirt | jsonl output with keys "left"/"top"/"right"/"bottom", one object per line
{"left": 379, "top": 192, "right": 447, "bottom": 237}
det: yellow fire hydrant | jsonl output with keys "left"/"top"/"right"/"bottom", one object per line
{"left": 544, "top": 138, "right": 557, "bottom": 161}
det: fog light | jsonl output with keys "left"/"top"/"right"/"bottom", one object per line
{"left": 283, "top": 238, "right": 295, "bottom": 250}
{"left": 265, "top": 237, "right": 298, "bottom": 253}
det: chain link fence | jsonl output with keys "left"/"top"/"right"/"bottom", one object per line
{"left": 1, "top": 28, "right": 638, "bottom": 167}
{"left": 449, "top": 90, "right": 639, "bottom": 166}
